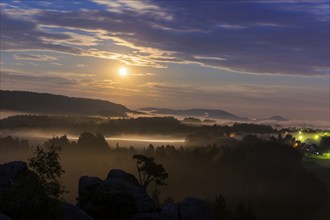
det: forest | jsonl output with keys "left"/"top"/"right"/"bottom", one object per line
{"left": 1, "top": 128, "right": 329, "bottom": 220}
{"left": 0, "top": 115, "right": 274, "bottom": 136}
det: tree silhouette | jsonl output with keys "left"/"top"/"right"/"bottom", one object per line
{"left": 213, "top": 194, "right": 228, "bottom": 220}
{"left": 132, "top": 154, "right": 168, "bottom": 190}
{"left": 28, "top": 144, "right": 65, "bottom": 199}
{"left": 231, "top": 203, "right": 258, "bottom": 220}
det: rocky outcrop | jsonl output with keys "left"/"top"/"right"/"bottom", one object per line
{"left": 159, "top": 198, "right": 214, "bottom": 220}
{"left": 132, "top": 213, "right": 164, "bottom": 220}
{"left": 106, "top": 169, "right": 140, "bottom": 187}
{"left": 61, "top": 202, "right": 94, "bottom": 220}
{"left": 0, "top": 213, "right": 12, "bottom": 220}
{"left": 178, "top": 197, "right": 214, "bottom": 220}
{"left": 0, "top": 161, "right": 47, "bottom": 219}
{"left": 1, "top": 162, "right": 214, "bottom": 220}
{"left": 77, "top": 169, "right": 155, "bottom": 220}
{"left": 0, "top": 161, "right": 93, "bottom": 220}
{"left": 103, "top": 169, "right": 156, "bottom": 213}
{"left": 0, "top": 161, "right": 29, "bottom": 191}
{"left": 77, "top": 169, "right": 215, "bottom": 220}
{"left": 161, "top": 204, "right": 179, "bottom": 220}
{"left": 131, "top": 198, "right": 215, "bottom": 220}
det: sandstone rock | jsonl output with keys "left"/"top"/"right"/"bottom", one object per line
{"left": 78, "top": 176, "right": 102, "bottom": 196}
{"left": 0, "top": 161, "right": 59, "bottom": 219}
{"left": 161, "top": 203, "right": 179, "bottom": 220}
{"left": 106, "top": 169, "right": 140, "bottom": 186}
{"left": 77, "top": 169, "right": 155, "bottom": 220}
{"left": 178, "top": 197, "right": 214, "bottom": 220}
{"left": 0, "top": 161, "right": 28, "bottom": 190}
{"left": 61, "top": 202, "right": 94, "bottom": 220}
{"left": 104, "top": 176, "right": 155, "bottom": 213}
{"left": 132, "top": 213, "right": 164, "bottom": 220}
{"left": 0, "top": 213, "right": 12, "bottom": 220}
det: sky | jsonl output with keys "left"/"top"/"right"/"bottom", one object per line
{"left": 0, "top": 0, "right": 329, "bottom": 121}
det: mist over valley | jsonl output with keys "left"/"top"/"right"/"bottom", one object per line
{"left": 1, "top": 1, "right": 329, "bottom": 218}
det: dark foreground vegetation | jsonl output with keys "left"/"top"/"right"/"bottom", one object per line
{"left": 1, "top": 130, "right": 329, "bottom": 220}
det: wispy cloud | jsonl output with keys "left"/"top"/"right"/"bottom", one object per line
{"left": 51, "top": 62, "right": 63, "bottom": 66}
{"left": 130, "top": 72, "right": 156, "bottom": 77}
{"left": 76, "top": 64, "right": 88, "bottom": 68}
{"left": 91, "top": 0, "right": 173, "bottom": 20}
{"left": 14, "top": 54, "right": 58, "bottom": 61}
{"left": 87, "top": 79, "right": 120, "bottom": 89}
{"left": 0, "top": 0, "right": 329, "bottom": 77}
{"left": 0, "top": 71, "right": 77, "bottom": 86}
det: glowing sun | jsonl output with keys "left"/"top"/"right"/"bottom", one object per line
{"left": 119, "top": 67, "right": 128, "bottom": 76}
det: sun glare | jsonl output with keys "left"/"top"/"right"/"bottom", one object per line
{"left": 119, "top": 67, "right": 128, "bottom": 76}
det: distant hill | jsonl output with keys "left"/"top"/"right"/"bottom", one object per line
{"left": 140, "top": 107, "right": 246, "bottom": 121}
{"left": 182, "top": 117, "right": 202, "bottom": 125}
{"left": 263, "top": 115, "right": 288, "bottom": 121}
{"left": 0, "top": 90, "right": 131, "bottom": 117}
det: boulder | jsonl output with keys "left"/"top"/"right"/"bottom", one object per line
{"left": 104, "top": 177, "right": 155, "bottom": 213}
{"left": 161, "top": 203, "right": 179, "bottom": 220}
{"left": 77, "top": 169, "right": 155, "bottom": 220}
{"left": 178, "top": 197, "right": 214, "bottom": 220}
{"left": 0, "top": 213, "right": 12, "bottom": 220}
{"left": 132, "top": 213, "right": 163, "bottom": 220}
{"left": 0, "top": 161, "right": 61, "bottom": 219}
{"left": 106, "top": 169, "right": 140, "bottom": 186}
{"left": 61, "top": 202, "right": 94, "bottom": 220}
{"left": 77, "top": 170, "right": 215, "bottom": 220}
{"left": 78, "top": 176, "right": 102, "bottom": 196}
{"left": 0, "top": 161, "right": 39, "bottom": 198}
{"left": 0, "top": 161, "right": 28, "bottom": 190}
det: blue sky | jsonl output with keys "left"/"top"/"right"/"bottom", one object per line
{"left": 0, "top": 0, "right": 329, "bottom": 120}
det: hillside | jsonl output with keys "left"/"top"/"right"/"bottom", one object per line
{"left": 140, "top": 107, "right": 246, "bottom": 121}
{"left": 266, "top": 115, "right": 288, "bottom": 121}
{"left": 0, "top": 90, "right": 131, "bottom": 117}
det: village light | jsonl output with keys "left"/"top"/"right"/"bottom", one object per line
{"left": 324, "top": 152, "right": 330, "bottom": 159}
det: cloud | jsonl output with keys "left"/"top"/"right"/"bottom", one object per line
{"left": 1, "top": 1, "right": 329, "bottom": 76}
{"left": 271, "top": 1, "right": 330, "bottom": 20}
{"left": 0, "top": 10, "right": 170, "bottom": 67}
{"left": 2, "top": 8, "right": 41, "bottom": 19}
{"left": 0, "top": 12, "right": 85, "bottom": 54}
{"left": 130, "top": 72, "right": 156, "bottom": 77}
{"left": 0, "top": 71, "right": 77, "bottom": 86}
{"left": 0, "top": 70, "right": 97, "bottom": 100}
{"left": 136, "top": 81, "right": 328, "bottom": 120}
{"left": 14, "top": 54, "right": 58, "bottom": 61}
{"left": 51, "top": 62, "right": 63, "bottom": 66}
{"left": 87, "top": 79, "right": 119, "bottom": 89}
{"left": 193, "top": 56, "right": 227, "bottom": 61}
{"left": 76, "top": 64, "right": 88, "bottom": 68}
{"left": 91, "top": 0, "right": 173, "bottom": 20}
{"left": 39, "top": 29, "right": 101, "bottom": 46}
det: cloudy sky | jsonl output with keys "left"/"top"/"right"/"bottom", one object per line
{"left": 0, "top": 0, "right": 329, "bottom": 120}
